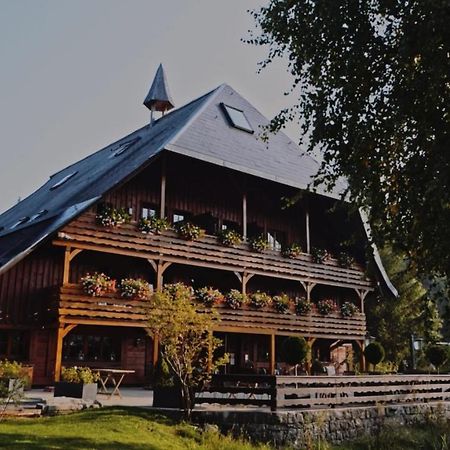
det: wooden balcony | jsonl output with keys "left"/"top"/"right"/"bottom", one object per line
{"left": 54, "top": 213, "right": 373, "bottom": 293}
{"left": 56, "top": 284, "right": 366, "bottom": 340}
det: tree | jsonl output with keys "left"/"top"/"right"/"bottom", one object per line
{"left": 146, "top": 283, "right": 228, "bottom": 420}
{"left": 249, "top": 1, "right": 450, "bottom": 277}
{"left": 282, "top": 336, "right": 308, "bottom": 375}
{"left": 364, "top": 342, "right": 385, "bottom": 370}
{"left": 425, "top": 345, "right": 448, "bottom": 372}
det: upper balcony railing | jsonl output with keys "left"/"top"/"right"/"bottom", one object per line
{"left": 54, "top": 213, "right": 373, "bottom": 293}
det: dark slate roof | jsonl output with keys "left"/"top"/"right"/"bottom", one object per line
{"left": 0, "top": 82, "right": 395, "bottom": 296}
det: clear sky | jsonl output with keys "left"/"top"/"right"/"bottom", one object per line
{"left": 0, "top": 0, "right": 294, "bottom": 214}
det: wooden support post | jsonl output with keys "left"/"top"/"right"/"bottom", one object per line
{"left": 160, "top": 155, "right": 166, "bottom": 219}
{"left": 241, "top": 272, "right": 254, "bottom": 295}
{"left": 305, "top": 209, "right": 311, "bottom": 254}
{"left": 358, "top": 340, "right": 366, "bottom": 372}
{"left": 356, "top": 289, "right": 369, "bottom": 313}
{"left": 306, "top": 337, "right": 316, "bottom": 374}
{"left": 54, "top": 324, "right": 77, "bottom": 382}
{"left": 155, "top": 261, "right": 172, "bottom": 292}
{"left": 269, "top": 333, "right": 276, "bottom": 375}
{"left": 303, "top": 282, "right": 316, "bottom": 302}
{"left": 242, "top": 193, "right": 247, "bottom": 240}
{"left": 63, "top": 247, "right": 71, "bottom": 285}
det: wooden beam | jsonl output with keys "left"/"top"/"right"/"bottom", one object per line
{"left": 242, "top": 193, "right": 247, "bottom": 240}
{"left": 305, "top": 209, "right": 311, "bottom": 254}
{"left": 62, "top": 247, "right": 71, "bottom": 285}
{"left": 160, "top": 155, "right": 166, "bottom": 219}
{"left": 54, "top": 323, "right": 78, "bottom": 382}
{"left": 269, "top": 333, "right": 276, "bottom": 375}
{"left": 305, "top": 282, "right": 316, "bottom": 301}
{"left": 156, "top": 260, "right": 172, "bottom": 291}
{"left": 147, "top": 259, "right": 158, "bottom": 273}
{"left": 355, "top": 289, "right": 369, "bottom": 313}
{"left": 233, "top": 271, "right": 243, "bottom": 284}
{"left": 241, "top": 272, "right": 255, "bottom": 294}
{"left": 69, "top": 248, "right": 83, "bottom": 262}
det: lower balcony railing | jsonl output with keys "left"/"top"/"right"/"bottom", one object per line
{"left": 57, "top": 284, "right": 366, "bottom": 339}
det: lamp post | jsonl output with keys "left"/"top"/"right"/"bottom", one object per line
{"left": 410, "top": 334, "right": 425, "bottom": 370}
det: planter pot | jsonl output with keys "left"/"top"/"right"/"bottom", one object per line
{"left": 54, "top": 382, "right": 97, "bottom": 401}
{"left": 152, "top": 386, "right": 183, "bottom": 408}
{"left": 0, "top": 377, "right": 25, "bottom": 396}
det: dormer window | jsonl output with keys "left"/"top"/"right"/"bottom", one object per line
{"left": 50, "top": 172, "right": 78, "bottom": 190}
{"left": 221, "top": 103, "right": 254, "bottom": 133}
{"left": 11, "top": 217, "right": 30, "bottom": 229}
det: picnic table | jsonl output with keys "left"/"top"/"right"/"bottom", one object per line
{"left": 95, "top": 368, "right": 135, "bottom": 398}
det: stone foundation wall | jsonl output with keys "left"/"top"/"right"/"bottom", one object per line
{"left": 193, "top": 402, "right": 450, "bottom": 448}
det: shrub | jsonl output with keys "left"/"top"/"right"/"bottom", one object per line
{"left": 138, "top": 217, "right": 170, "bottom": 234}
{"left": 196, "top": 287, "right": 224, "bottom": 306}
{"left": 425, "top": 345, "right": 448, "bottom": 370}
{"left": 337, "top": 251, "right": 355, "bottom": 268}
{"left": 282, "top": 243, "right": 302, "bottom": 258}
{"left": 311, "top": 247, "right": 329, "bottom": 263}
{"left": 249, "top": 235, "right": 269, "bottom": 253}
{"left": 217, "top": 229, "right": 243, "bottom": 247}
{"left": 249, "top": 291, "right": 272, "bottom": 309}
{"left": 96, "top": 205, "right": 131, "bottom": 227}
{"left": 0, "top": 360, "right": 25, "bottom": 412}
{"left": 0, "top": 360, "right": 22, "bottom": 379}
{"left": 295, "top": 296, "right": 312, "bottom": 315}
{"left": 282, "top": 337, "right": 308, "bottom": 366}
{"left": 163, "top": 283, "right": 194, "bottom": 301}
{"left": 119, "top": 278, "right": 152, "bottom": 300}
{"left": 81, "top": 272, "right": 112, "bottom": 297}
{"left": 341, "top": 301, "right": 359, "bottom": 317}
{"left": 272, "top": 294, "right": 291, "bottom": 314}
{"left": 225, "top": 290, "right": 248, "bottom": 309}
{"left": 176, "top": 222, "right": 205, "bottom": 241}
{"left": 364, "top": 342, "right": 385, "bottom": 369}
{"left": 317, "top": 299, "right": 336, "bottom": 315}
{"left": 61, "top": 366, "right": 99, "bottom": 384}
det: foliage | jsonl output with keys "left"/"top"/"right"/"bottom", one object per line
{"left": 366, "top": 247, "right": 442, "bottom": 365}
{"left": 81, "top": 272, "right": 112, "bottom": 297}
{"left": 119, "top": 278, "right": 152, "bottom": 300}
{"left": 337, "top": 252, "right": 355, "bottom": 269}
{"left": 425, "top": 345, "right": 448, "bottom": 370}
{"left": 249, "top": 291, "right": 272, "bottom": 309}
{"left": 341, "top": 301, "right": 359, "bottom": 318}
{"left": 96, "top": 205, "right": 131, "bottom": 227}
{"left": 0, "top": 407, "right": 273, "bottom": 450}
{"left": 176, "top": 222, "right": 205, "bottom": 241}
{"left": 195, "top": 287, "right": 224, "bottom": 307}
{"left": 272, "top": 294, "right": 291, "bottom": 314}
{"left": 295, "top": 296, "right": 312, "bottom": 315}
{"left": 163, "top": 283, "right": 194, "bottom": 301}
{"left": 0, "top": 360, "right": 22, "bottom": 379}
{"left": 364, "top": 342, "right": 385, "bottom": 369}
{"left": 249, "top": 235, "right": 269, "bottom": 253}
{"left": 224, "top": 290, "right": 248, "bottom": 310}
{"left": 153, "top": 356, "right": 175, "bottom": 388}
{"left": 281, "top": 243, "right": 302, "bottom": 259}
{"left": 138, "top": 217, "right": 170, "bottom": 234}
{"left": 146, "top": 289, "right": 228, "bottom": 420}
{"left": 217, "top": 229, "right": 243, "bottom": 247}
{"left": 0, "top": 360, "right": 25, "bottom": 419}
{"left": 282, "top": 336, "right": 308, "bottom": 366}
{"left": 249, "top": 1, "right": 450, "bottom": 277}
{"left": 311, "top": 248, "right": 328, "bottom": 264}
{"left": 317, "top": 299, "right": 336, "bottom": 315}
{"left": 311, "top": 359, "right": 326, "bottom": 375}
{"left": 61, "top": 366, "right": 99, "bottom": 384}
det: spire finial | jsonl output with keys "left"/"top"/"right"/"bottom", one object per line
{"left": 144, "top": 64, "right": 174, "bottom": 123}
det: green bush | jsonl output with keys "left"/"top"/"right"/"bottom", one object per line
{"left": 425, "top": 345, "right": 448, "bottom": 370}
{"left": 282, "top": 336, "right": 308, "bottom": 366}
{"left": 364, "top": 342, "right": 385, "bottom": 369}
{"left": 61, "top": 367, "right": 99, "bottom": 384}
{"left": 0, "top": 360, "right": 22, "bottom": 379}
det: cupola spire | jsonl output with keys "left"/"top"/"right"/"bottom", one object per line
{"left": 144, "top": 64, "right": 174, "bottom": 123}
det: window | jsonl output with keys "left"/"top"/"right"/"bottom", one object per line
{"left": 173, "top": 211, "right": 190, "bottom": 223}
{"left": 221, "top": 220, "right": 240, "bottom": 232}
{"left": 30, "top": 209, "right": 48, "bottom": 221}
{"left": 0, "top": 331, "right": 29, "bottom": 360}
{"left": 63, "top": 334, "right": 121, "bottom": 363}
{"left": 267, "top": 230, "right": 285, "bottom": 251}
{"left": 221, "top": 103, "right": 254, "bottom": 133}
{"left": 50, "top": 171, "right": 78, "bottom": 190}
{"left": 109, "top": 137, "right": 141, "bottom": 158}
{"left": 141, "top": 203, "right": 157, "bottom": 219}
{"left": 10, "top": 217, "right": 30, "bottom": 229}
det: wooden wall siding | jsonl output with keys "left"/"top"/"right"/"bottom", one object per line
{"left": 0, "top": 246, "right": 63, "bottom": 325}
{"left": 56, "top": 214, "right": 372, "bottom": 292}
{"left": 56, "top": 284, "right": 366, "bottom": 340}
{"left": 29, "top": 329, "right": 54, "bottom": 385}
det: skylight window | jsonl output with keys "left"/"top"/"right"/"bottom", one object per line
{"left": 30, "top": 210, "right": 48, "bottom": 221}
{"left": 50, "top": 171, "right": 78, "bottom": 190}
{"left": 221, "top": 103, "right": 254, "bottom": 133}
{"left": 109, "top": 137, "right": 141, "bottom": 158}
{"left": 11, "top": 217, "right": 30, "bottom": 229}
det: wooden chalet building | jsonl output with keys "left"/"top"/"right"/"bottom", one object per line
{"left": 0, "top": 65, "right": 396, "bottom": 385}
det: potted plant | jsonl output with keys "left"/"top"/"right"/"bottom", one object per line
{"left": 295, "top": 296, "right": 312, "bottom": 315}
{"left": 195, "top": 287, "right": 224, "bottom": 307}
{"left": 119, "top": 278, "right": 153, "bottom": 300}
{"left": 96, "top": 204, "right": 131, "bottom": 227}
{"left": 176, "top": 222, "right": 205, "bottom": 241}
{"left": 272, "top": 294, "right": 291, "bottom": 314}
{"left": 282, "top": 243, "right": 302, "bottom": 259}
{"left": 249, "top": 291, "right": 272, "bottom": 309}
{"left": 163, "top": 283, "right": 194, "bottom": 300}
{"left": 364, "top": 342, "right": 385, "bottom": 373}
{"left": 138, "top": 217, "right": 170, "bottom": 234}
{"left": 152, "top": 357, "right": 182, "bottom": 408}
{"left": 81, "top": 272, "right": 113, "bottom": 297}
{"left": 217, "top": 229, "right": 243, "bottom": 247}
{"left": 0, "top": 360, "right": 25, "bottom": 399}
{"left": 341, "top": 301, "right": 359, "bottom": 317}
{"left": 249, "top": 235, "right": 269, "bottom": 253}
{"left": 337, "top": 251, "right": 355, "bottom": 268}
{"left": 317, "top": 299, "right": 336, "bottom": 315}
{"left": 54, "top": 366, "right": 99, "bottom": 401}
{"left": 224, "top": 289, "right": 248, "bottom": 310}
{"left": 311, "top": 247, "right": 329, "bottom": 264}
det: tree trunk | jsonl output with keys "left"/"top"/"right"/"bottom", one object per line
{"left": 181, "top": 383, "right": 193, "bottom": 421}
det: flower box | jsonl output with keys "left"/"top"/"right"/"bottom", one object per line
{"left": 54, "top": 381, "right": 97, "bottom": 401}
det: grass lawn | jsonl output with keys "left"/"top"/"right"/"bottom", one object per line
{"left": 0, "top": 407, "right": 271, "bottom": 450}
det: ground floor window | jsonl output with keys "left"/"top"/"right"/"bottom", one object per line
{"left": 63, "top": 334, "right": 121, "bottom": 363}
{"left": 0, "top": 331, "right": 29, "bottom": 360}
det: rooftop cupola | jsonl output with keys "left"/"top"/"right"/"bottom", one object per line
{"left": 144, "top": 64, "right": 174, "bottom": 124}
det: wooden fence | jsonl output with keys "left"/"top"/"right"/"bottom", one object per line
{"left": 196, "top": 374, "right": 450, "bottom": 410}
